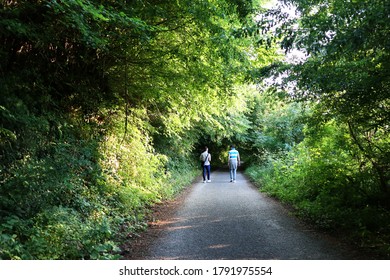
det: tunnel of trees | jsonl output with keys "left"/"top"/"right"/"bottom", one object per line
{"left": 0, "top": 0, "right": 389, "bottom": 259}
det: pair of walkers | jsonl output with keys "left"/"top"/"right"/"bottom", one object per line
{"left": 199, "top": 145, "right": 241, "bottom": 183}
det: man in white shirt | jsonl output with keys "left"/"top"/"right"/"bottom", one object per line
{"left": 200, "top": 146, "right": 211, "bottom": 183}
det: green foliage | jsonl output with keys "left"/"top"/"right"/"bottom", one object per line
{"left": 0, "top": 207, "right": 121, "bottom": 260}
{"left": 0, "top": 102, "right": 200, "bottom": 259}
{"left": 265, "top": 0, "right": 389, "bottom": 186}
{"left": 257, "top": 0, "right": 389, "bottom": 135}
{"left": 240, "top": 88, "right": 307, "bottom": 165}
{"left": 244, "top": 0, "right": 390, "bottom": 257}
{"left": 27, "top": 207, "right": 119, "bottom": 260}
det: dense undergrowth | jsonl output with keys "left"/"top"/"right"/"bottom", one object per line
{"left": 245, "top": 105, "right": 390, "bottom": 259}
{"left": 0, "top": 100, "right": 198, "bottom": 259}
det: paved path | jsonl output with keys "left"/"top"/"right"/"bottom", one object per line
{"left": 145, "top": 171, "right": 356, "bottom": 259}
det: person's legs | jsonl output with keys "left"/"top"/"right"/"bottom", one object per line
{"left": 206, "top": 165, "right": 211, "bottom": 181}
{"left": 230, "top": 160, "right": 237, "bottom": 182}
{"left": 202, "top": 165, "right": 207, "bottom": 182}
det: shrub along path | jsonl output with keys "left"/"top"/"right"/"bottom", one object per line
{"left": 122, "top": 170, "right": 364, "bottom": 260}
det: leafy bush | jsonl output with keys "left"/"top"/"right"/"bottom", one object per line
{"left": 0, "top": 103, "right": 200, "bottom": 259}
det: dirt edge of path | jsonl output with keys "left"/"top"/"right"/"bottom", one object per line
{"left": 120, "top": 181, "right": 196, "bottom": 260}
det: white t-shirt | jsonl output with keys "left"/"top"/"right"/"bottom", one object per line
{"left": 200, "top": 151, "right": 211, "bottom": 166}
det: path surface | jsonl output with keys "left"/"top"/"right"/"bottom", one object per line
{"left": 141, "top": 171, "right": 357, "bottom": 260}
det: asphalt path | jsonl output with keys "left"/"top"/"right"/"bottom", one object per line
{"left": 145, "top": 170, "right": 356, "bottom": 260}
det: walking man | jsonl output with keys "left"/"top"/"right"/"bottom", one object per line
{"left": 228, "top": 145, "right": 240, "bottom": 183}
{"left": 200, "top": 146, "right": 211, "bottom": 183}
